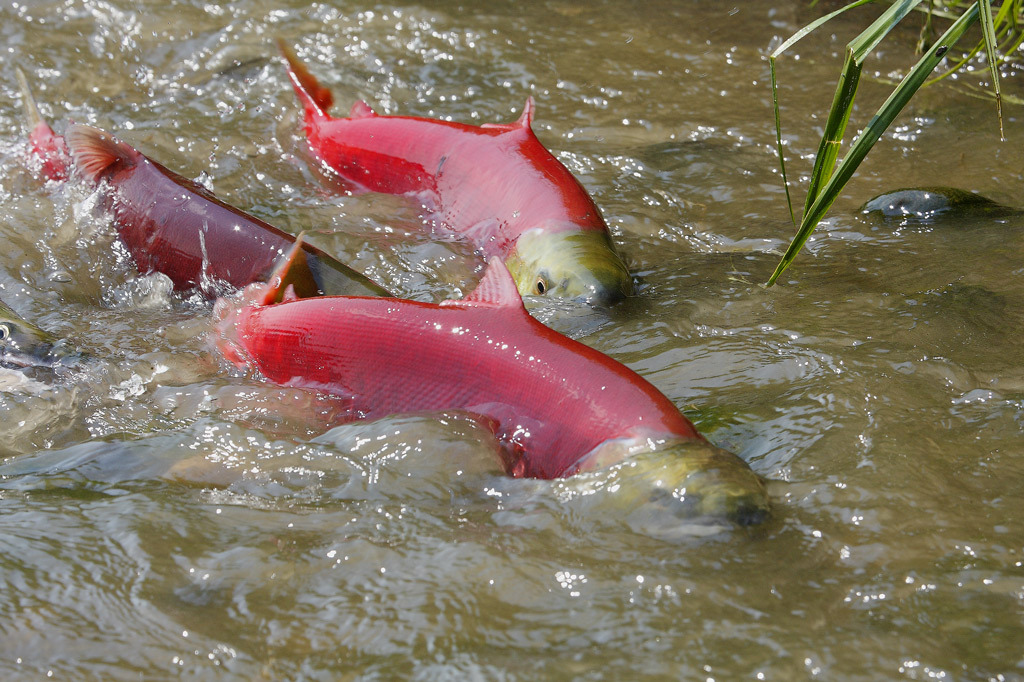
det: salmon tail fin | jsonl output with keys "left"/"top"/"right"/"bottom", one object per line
{"left": 277, "top": 39, "right": 334, "bottom": 120}
{"left": 16, "top": 67, "right": 70, "bottom": 181}
{"left": 15, "top": 67, "right": 45, "bottom": 131}
{"left": 260, "top": 232, "right": 320, "bottom": 305}
{"left": 444, "top": 257, "right": 525, "bottom": 310}
{"left": 481, "top": 96, "right": 536, "bottom": 132}
{"left": 64, "top": 124, "right": 140, "bottom": 182}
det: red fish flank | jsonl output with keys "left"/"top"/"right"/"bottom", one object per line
{"left": 219, "top": 258, "right": 699, "bottom": 479}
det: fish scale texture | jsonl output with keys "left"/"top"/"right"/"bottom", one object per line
{"left": 58, "top": 123, "right": 384, "bottom": 297}
{"left": 234, "top": 296, "right": 699, "bottom": 478}
{"left": 111, "top": 158, "right": 311, "bottom": 290}
{"left": 307, "top": 115, "right": 607, "bottom": 256}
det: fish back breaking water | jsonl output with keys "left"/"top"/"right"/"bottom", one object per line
{"left": 2, "top": 0, "right": 1024, "bottom": 679}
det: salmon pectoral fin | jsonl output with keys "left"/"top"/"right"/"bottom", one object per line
{"left": 15, "top": 67, "right": 46, "bottom": 131}
{"left": 16, "top": 67, "right": 70, "bottom": 181}
{"left": 444, "top": 409, "right": 527, "bottom": 477}
{"left": 64, "top": 124, "right": 140, "bottom": 182}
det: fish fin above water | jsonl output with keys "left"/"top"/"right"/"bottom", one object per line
{"left": 277, "top": 38, "right": 334, "bottom": 118}
{"left": 443, "top": 257, "right": 525, "bottom": 310}
{"left": 279, "top": 284, "right": 299, "bottom": 303}
{"left": 259, "top": 232, "right": 320, "bottom": 305}
{"left": 349, "top": 100, "right": 377, "bottom": 119}
{"left": 16, "top": 67, "right": 70, "bottom": 182}
{"left": 15, "top": 67, "right": 45, "bottom": 131}
{"left": 481, "top": 96, "right": 535, "bottom": 132}
{"left": 64, "top": 124, "right": 140, "bottom": 181}
{"left": 517, "top": 96, "right": 536, "bottom": 128}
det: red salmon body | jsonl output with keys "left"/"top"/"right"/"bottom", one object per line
{"left": 279, "top": 42, "right": 634, "bottom": 305}
{"left": 18, "top": 68, "right": 387, "bottom": 299}
{"left": 302, "top": 103, "right": 605, "bottom": 251}
{"left": 221, "top": 258, "right": 699, "bottom": 478}
{"left": 61, "top": 125, "right": 388, "bottom": 298}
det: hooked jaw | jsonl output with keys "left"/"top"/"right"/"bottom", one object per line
{"left": 506, "top": 228, "right": 634, "bottom": 306}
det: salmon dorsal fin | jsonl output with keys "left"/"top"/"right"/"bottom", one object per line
{"left": 349, "top": 100, "right": 377, "bottom": 119}
{"left": 516, "top": 96, "right": 536, "bottom": 128}
{"left": 260, "top": 232, "right": 316, "bottom": 305}
{"left": 481, "top": 96, "right": 535, "bottom": 132}
{"left": 64, "top": 124, "right": 139, "bottom": 182}
{"left": 443, "top": 258, "right": 525, "bottom": 310}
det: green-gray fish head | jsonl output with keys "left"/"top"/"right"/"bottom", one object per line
{"left": 576, "top": 439, "right": 770, "bottom": 530}
{"left": 506, "top": 227, "right": 633, "bottom": 306}
{"left": 0, "top": 299, "right": 63, "bottom": 369}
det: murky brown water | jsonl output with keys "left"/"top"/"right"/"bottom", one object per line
{"left": 2, "top": 0, "right": 1023, "bottom": 679}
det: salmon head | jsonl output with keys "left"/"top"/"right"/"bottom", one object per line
{"left": 573, "top": 438, "right": 770, "bottom": 529}
{"left": 506, "top": 227, "right": 634, "bottom": 306}
{"left": 0, "top": 299, "right": 65, "bottom": 369}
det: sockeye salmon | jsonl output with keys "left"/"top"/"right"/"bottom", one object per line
{"left": 278, "top": 41, "right": 634, "bottom": 306}
{"left": 17, "top": 69, "right": 389, "bottom": 300}
{"left": 215, "top": 248, "right": 769, "bottom": 525}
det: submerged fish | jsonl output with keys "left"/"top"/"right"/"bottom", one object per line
{"left": 0, "top": 298, "right": 67, "bottom": 369}
{"left": 861, "top": 187, "right": 1016, "bottom": 221}
{"left": 215, "top": 247, "right": 768, "bottom": 525}
{"left": 279, "top": 41, "right": 634, "bottom": 305}
{"left": 18, "top": 69, "right": 389, "bottom": 300}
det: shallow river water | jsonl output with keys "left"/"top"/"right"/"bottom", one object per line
{"left": 2, "top": 0, "right": 1023, "bottom": 679}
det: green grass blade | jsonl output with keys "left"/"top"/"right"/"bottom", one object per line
{"left": 978, "top": 0, "right": 1005, "bottom": 138}
{"left": 767, "top": 3, "right": 981, "bottom": 286}
{"left": 769, "top": 0, "right": 880, "bottom": 59}
{"left": 801, "top": 52, "right": 861, "bottom": 215}
{"left": 802, "top": 0, "right": 923, "bottom": 214}
{"left": 848, "top": 0, "right": 923, "bottom": 61}
{"left": 769, "top": 58, "right": 797, "bottom": 227}
{"left": 769, "top": 0, "right": 882, "bottom": 227}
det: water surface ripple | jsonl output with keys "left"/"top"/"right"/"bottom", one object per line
{"left": 2, "top": 0, "right": 1023, "bottom": 679}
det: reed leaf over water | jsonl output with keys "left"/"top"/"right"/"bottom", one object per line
{"left": 767, "top": 1, "right": 1018, "bottom": 285}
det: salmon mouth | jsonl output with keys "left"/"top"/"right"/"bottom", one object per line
{"left": 0, "top": 348, "right": 53, "bottom": 370}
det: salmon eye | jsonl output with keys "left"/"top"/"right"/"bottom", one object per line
{"left": 0, "top": 324, "right": 9, "bottom": 341}
{"left": 534, "top": 277, "right": 548, "bottom": 295}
